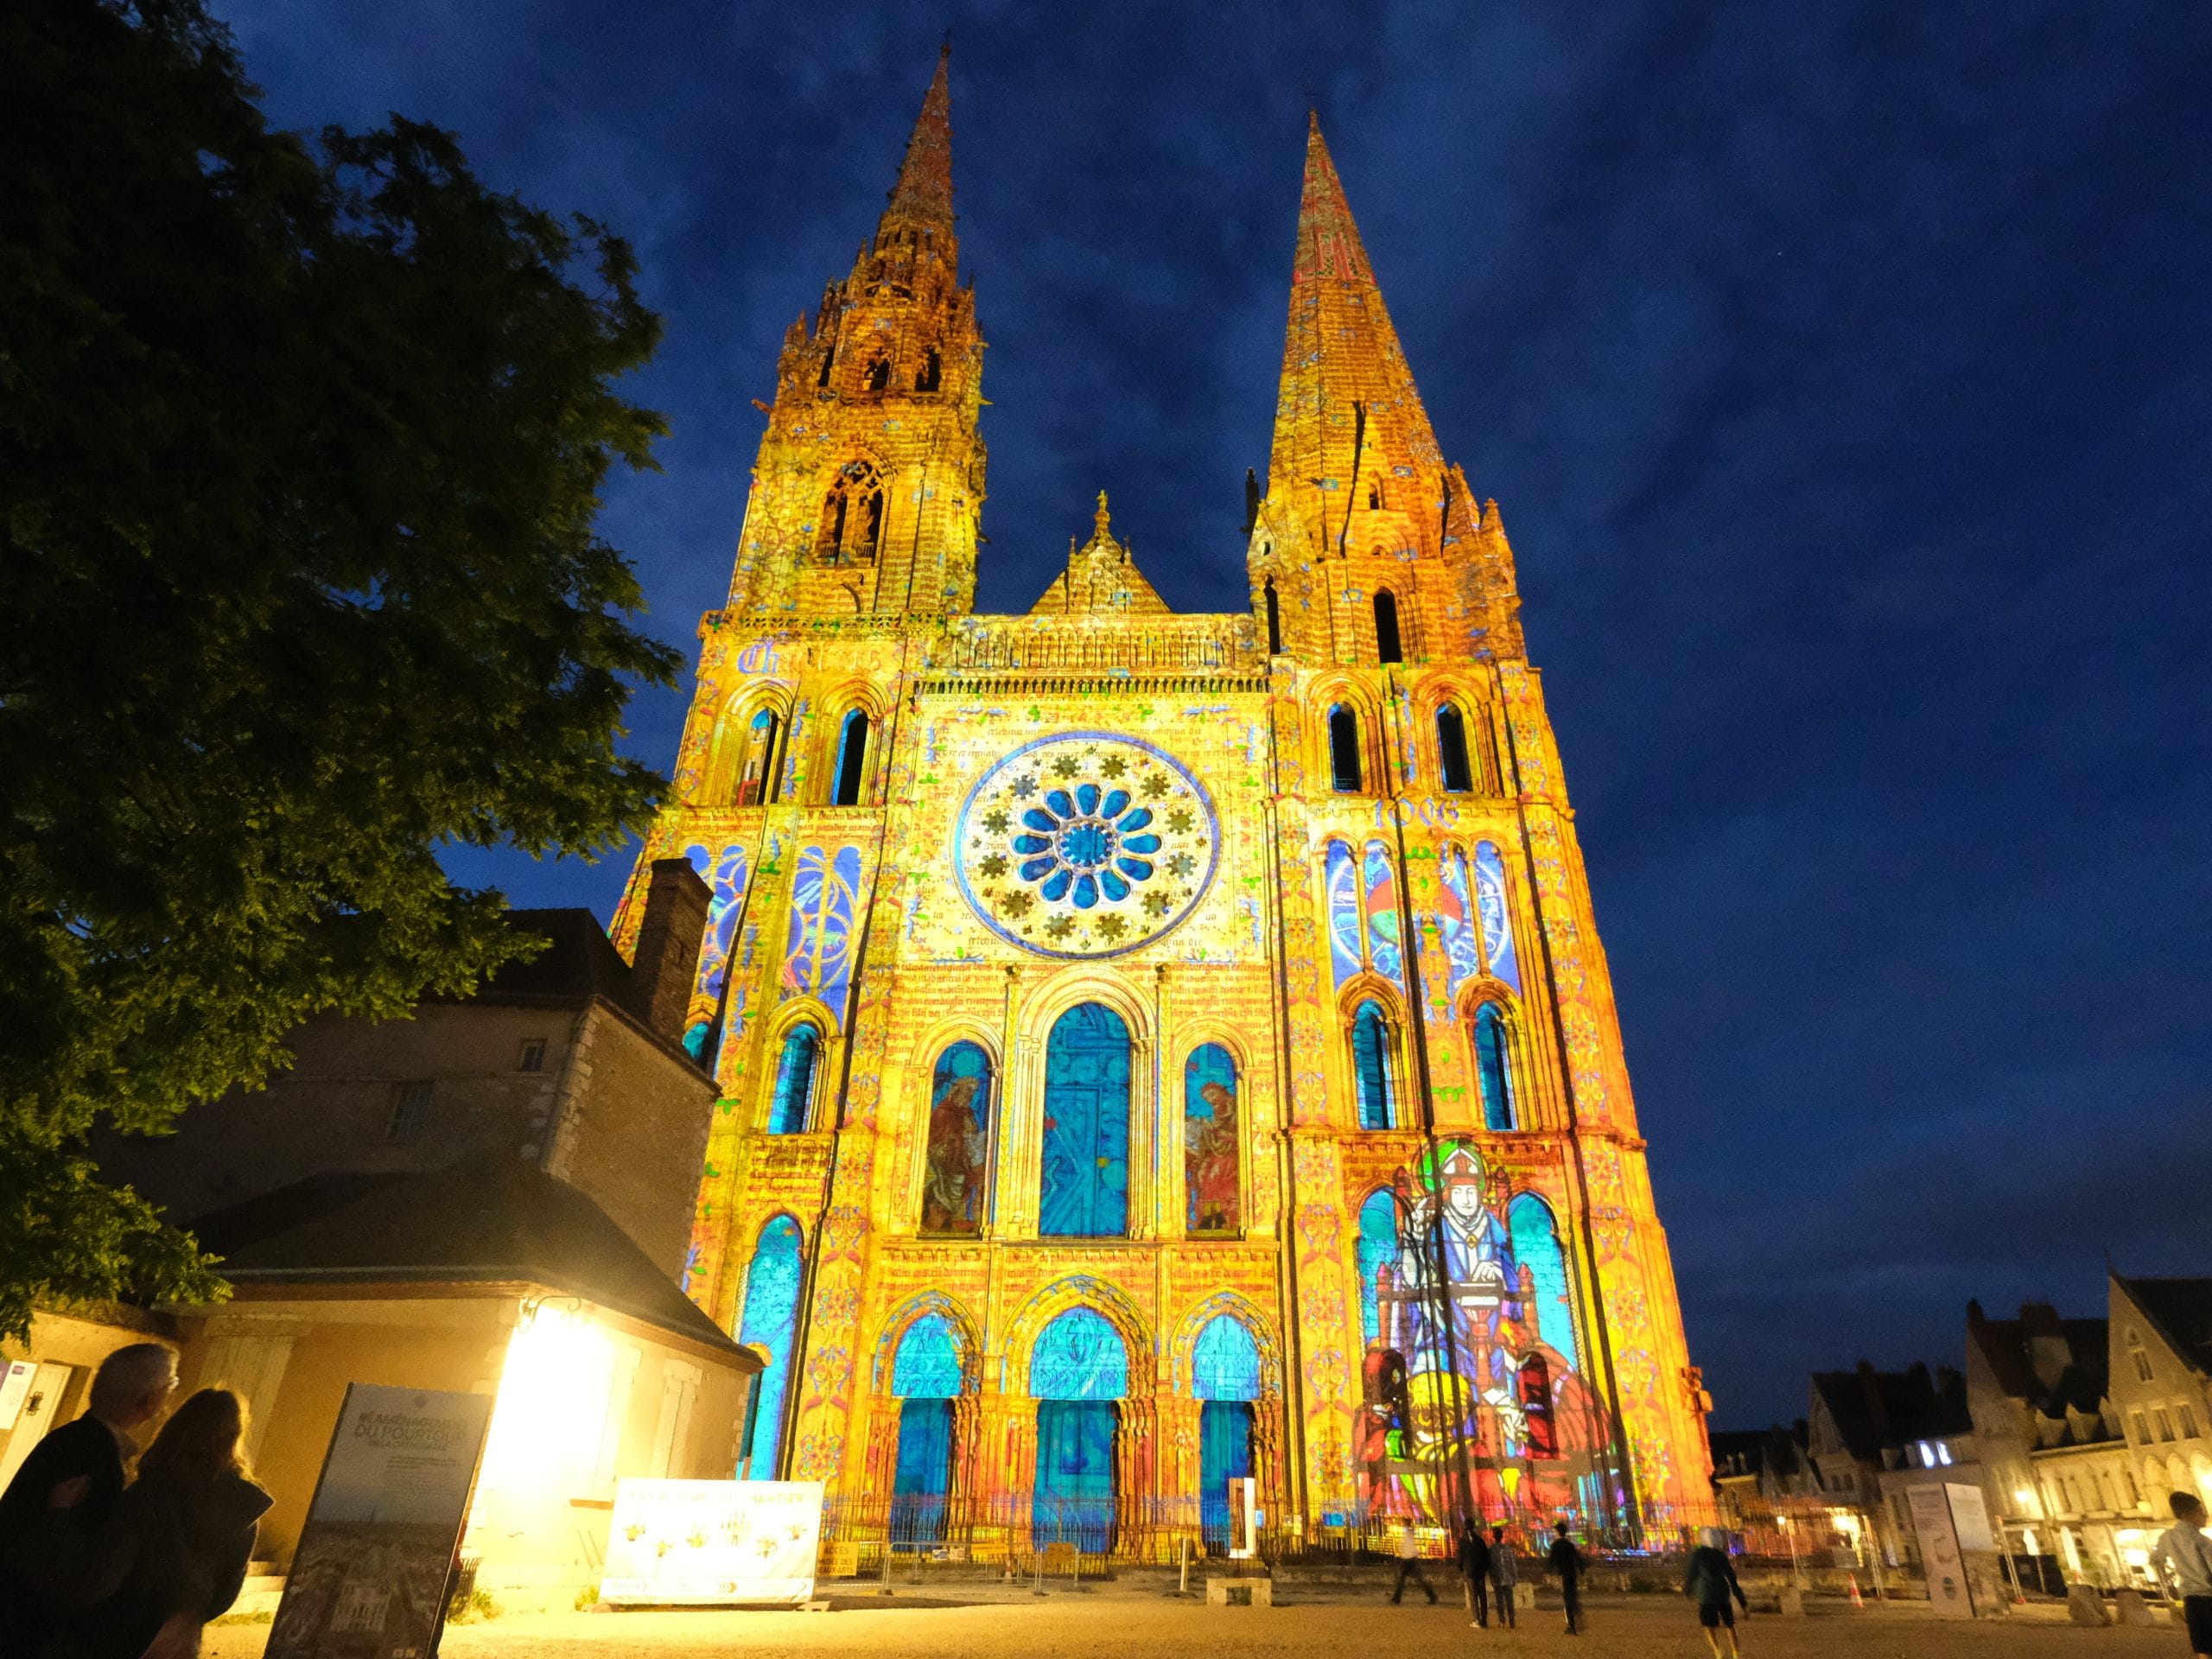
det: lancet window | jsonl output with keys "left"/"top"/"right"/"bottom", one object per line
{"left": 736, "top": 1216, "right": 803, "bottom": 1478}
{"left": 1039, "top": 1003, "right": 1132, "bottom": 1238}
{"left": 734, "top": 707, "right": 781, "bottom": 807}
{"left": 1184, "top": 1043, "right": 1240, "bottom": 1236}
{"left": 832, "top": 709, "right": 870, "bottom": 806}
{"left": 1374, "top": 590, "right": 1402, "bottom": 664}
{"left": 1327, "top": 704, "right": 1363, "bottom": 793}
{"left": 1436, "top": 703, "right": 1473, "bottom": 793}
{"left": 1351, "top": 1000, "right": 1396, "bottom": 1129}
{"left": 1473, "top": 1002, "right": 1516, "bottom": 1131}
{"left": 766, "top": 1023, "right": 820, "bottom": 1134}
{"left": 915, "top": 348, "right": 943, "bottom": 391}
{"left": 816, "top": 461, "right": 886, "bottom": 563}
{"left": 1263, "top": 579, "right": 1281, "bottom": 654}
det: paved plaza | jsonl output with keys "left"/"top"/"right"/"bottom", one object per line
{"left": 204, "top": 1593, "right": 2184, "bottom": 1659}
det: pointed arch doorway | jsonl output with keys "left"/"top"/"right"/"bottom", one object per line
{"left": 1030, "top": 1307, "right": 1127, "bottom": 1554}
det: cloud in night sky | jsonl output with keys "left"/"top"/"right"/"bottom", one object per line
{"left": 212, "top": 0, "right": 2212, "bottom": 1424}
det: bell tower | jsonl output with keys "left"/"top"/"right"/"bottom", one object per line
{"left": 728, "top": 44, "right": 985, "bottom": 620}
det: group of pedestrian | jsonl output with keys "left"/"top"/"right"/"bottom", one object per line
{"left": 0, "top": 1342, "right": 271, "bottom": 1659}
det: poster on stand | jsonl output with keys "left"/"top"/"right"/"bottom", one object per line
{"left": 600, "top": 1478, "right": 825, "bottom": 1605}
{"left": 1907, "top": 1485, "right": 1974, "bottom": 1618}
{"left": 266, "top": 1384, "right": 493, "bottom": 1659}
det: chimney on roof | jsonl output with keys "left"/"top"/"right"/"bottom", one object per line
{"left": 626, "top": 858, "right": 711, "bottom": 1049}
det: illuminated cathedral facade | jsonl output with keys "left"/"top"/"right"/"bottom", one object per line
{"left": 612, "top": 48, "right": 1713, "bottom": 1551}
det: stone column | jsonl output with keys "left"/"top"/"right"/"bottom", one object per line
{"left": 969, "top": 1392, "right": 1037, "bottom": 1560}
{"left": 1116, "top": 1395, "right": 1161, "bottom": 1560}
{"left": 1254, "top": 1391, "right": 1287, "bottom": 1535}
{"left": 1157, "top": 1395, "right": 1205, "bottom": 1559}
{"left": 860, "top": 1392, "right": 901, "bottom": 1533}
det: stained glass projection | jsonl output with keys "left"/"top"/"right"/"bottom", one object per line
{"left": 1362, "top": 842, "right": 1404, "bottom": 986}
{"left": 1473, "top": 1003, "right": 1516, "bottom": 1131}
{"left": 1357, "top": 1189, "right": 1400, "bottom": 1346}
{"left": 1435, "top": 848, "right": 1481, "bottom": 1001}
{"left": 1039, "top": 1004, "right": 1131, "bottom": 1238}
{"left": 1193, "top": 1315, "right": 1261, "bottom": 1547}
{"left": 1351, "top": 1001, "right": 1395, "bottom": 1129}
{"left": 921, "top": 1042, "right": 992, "bottom": 1236}
{"left": 766, "top": 1025, "right": 819, "bottom": 1134}
{"left": 1473, "top": 841, "right": 1521, "bottom": 991}
{"left": 1353, "top": 1142, "right": 1610, "bottom": 1525}
{"left": 782, "top": 844, "right": 867, "bottom": 1021}
{"left": 680, "top": 842, "right": 751, "bottom": 1063}
{"left": 735, "top": 708, "right": 779, "bottom": 806}
{"left": 736, "top": 1216, "right": 803, "bottom": 1478}
{"left": 1032, "top": 1308, "right": 1124, "bottom": 1550}
{"left": 1184, "top": 1044, "right": 1240, "bottom": 1235}
{"left": 1325, "top": 840, "right": 1362, "bottom": 988}
{"left": 891, "top": 1313, "right": 961, "bottom": 1541}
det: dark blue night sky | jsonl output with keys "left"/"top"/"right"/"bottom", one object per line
{"left": 216, "top": 1, "right": 2212, "bottom": 1427}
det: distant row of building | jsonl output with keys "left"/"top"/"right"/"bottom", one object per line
{"left": 1712, "top": 1274, "right": 2212, "bottom": 1591}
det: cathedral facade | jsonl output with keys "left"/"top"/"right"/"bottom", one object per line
{"left": 612, "top": 49, "right": 1713, "bottom": 1552}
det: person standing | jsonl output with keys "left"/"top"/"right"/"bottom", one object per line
{"left": 1456, "top": 1517, "right": 1493, "bottom": 1627}
{"left": 1389, "top": 1520, "right": 1440, "bottom": 1605}
{"left": 1489, "top": 1525, "right": 1518, "bottom": 1628}
{"left": 41, "top": 1388, "right": 274, "bottom": 1659}
{"left": 1548, "top": 1518, "right": 1585, "bottom": 1635}
{"left": 1683, "top": 1528, "right": 1749, "bottom": 1657}
{"left": 2151, "top": 1491, "right": 2212, "bottom": 1659}
{"left": 0, "top": 1343, "right": 178, "bottom": 1652}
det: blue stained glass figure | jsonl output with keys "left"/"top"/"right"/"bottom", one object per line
{"left": 1192, "top": 1315, "right": 1262, "bottom": 1402}
{"left": 1039, "top": 1004, "right": 1131, "bottom": 1237}
{"left": 1351, "top": 1001, "right": 1394, "bottom": 1130}
{"left": 736, "top": 1217, "right": 803, "bottom": 1478}
{"left": 1474, "top": 842, "right": 1521, "bottom": 991}
{"left": 1508, "top": 1194, "right": 1580, "bottom": 1370}
{"left": 1325, "top": 841, "right": 1362, "bottom": 988}
{"left": 1198, "top": 1401, "right": 1255, "bottom": 1546}
{"left": 767, "top": 1025, "right": 818, "bottom": 1134}
{"left": 1357, "top": 1190, "right": 1401, "bottom": 1346}
{"left": 1474, "top": 1003, "right": 1516, "bottom": 1131}
{"left": 1362, "top": 842, "right": 1404, "bottom": 986}
{"left": 1034, "top": 1401, "right": 1116, "bottom": 1552}
{"left": 892, "top": 1313, "right": 963, "bottom": 1398}
{"left": 893, "top": 1398, "right": 951, "bottom": 1542}
{"left": 1031, "top": 1307, "right": 1128, "bottom": 1401}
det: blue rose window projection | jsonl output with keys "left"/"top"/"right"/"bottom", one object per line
{"left": 736, "top": 1216, "right": 803, "bottom": 1478}
{"left": 957, "top": 733, "right": 1218, "bottom": 959}
{"left": 1031, "top": 1307, "right": 1125, "bottom": 1551}
{"left": 1014, "top": 780, "right": 1160, "bottom": 908}
{"left": 891, "top": 1313, "right": 963, "bottom": 1541}
{"left": 1192, "top": 1315, "right": 1262, "bottom": 1546}
{"left": 1039, "top": 1003, "right": 1131, "bottom": 1238}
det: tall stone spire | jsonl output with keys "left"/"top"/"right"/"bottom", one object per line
{"left": 879, "top": 41, "right": 955, "bottom": 251}
{"left": 1266, "top": 113, "right": 1444, "bottom": 558}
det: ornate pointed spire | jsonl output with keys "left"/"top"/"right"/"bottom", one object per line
{"left": 1266, "top": 115, "right": 1443, "bottom": 554}
{"left": 880, "top": 41, "right": 954, "bottom": 245}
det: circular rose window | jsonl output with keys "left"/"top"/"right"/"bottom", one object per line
{"left": 954, "top": 732, "right": 1217, "bottom": 959}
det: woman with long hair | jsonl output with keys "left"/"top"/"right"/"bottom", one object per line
{"left": 47, "top": 1386, "right": 273, "bottom": 1659}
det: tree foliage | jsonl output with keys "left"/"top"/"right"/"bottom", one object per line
{"left": 0, "top": 0, "right": 679, "bottom": 1338}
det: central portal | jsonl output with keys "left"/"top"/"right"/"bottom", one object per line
{"left": 1031, "top": 1306, "right": 1128, "bottom": 1552}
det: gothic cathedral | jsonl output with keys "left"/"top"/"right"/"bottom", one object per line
{"left": 613, "top": 48, "right": 1713, "bottom": 1549}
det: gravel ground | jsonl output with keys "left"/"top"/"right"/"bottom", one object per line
{"left": 202, "top": 1595, "right": 2179, "bottom": 1659}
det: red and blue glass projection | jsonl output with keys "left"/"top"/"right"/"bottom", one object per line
{"left": 1039, "top": 1003, "right": 1130, "bottom": 1237}
{"left": 1361, "top": 839, "right": 1405, "bottom": 987}
{"left": 1184, "top": 1043, "right": 1240, "bottom": 1235}
{"left": 921, "top": 1042, "right": 993, "bottom": 1236}
{"left": 781, "top": 843, "right": 865, "bottom": 1020}
{"left": 1031, "top": 1307, "right": 1125, "bottom": 1549}
{"left": 737, "top": 1215, "right": 803, "bottom": 1478}
{"left": 680, "top": 842, "right": 751, "bottom": 1064}
{"left": 1354, "top": 1142, "right": 1609, "bottom": 1524}
{"left": 1473, "top": 841, "right": 1520, "bottom": 991}
{"left": 1325, "top": 839, "right": 1362, "bottom": 988}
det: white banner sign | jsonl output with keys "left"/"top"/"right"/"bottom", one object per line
{"left": 1907, "top": 1484, "right": 1974, "bottom": 1618}
{"left": 1945, "top": 1482, "right": 1996, "bottom": 1552}
{"left": 601, "top": 1479, "right": 824, "bottom": 1605}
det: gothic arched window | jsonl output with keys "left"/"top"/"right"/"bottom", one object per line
{"left": 915, "top": 348, "right": 943, "bottom": 391}
{"left": 920, "top": 1041, "right": 992, "bottom": 1236}
{"left": 864, "top": 356, "right": 892, "bottom": 391}
{"left": 1039, "top": 1003, "right": 1131, "bottom": 1238}
{"left": 890, "top": 1312, "right": 961, "bottom": 1539}
{"left": 1356, "top": 1189, "right": 1401, "bottom": 1346}
{"left": 1184, "top": 1043, "right": 1240, "bottom": 1236}
{"left": 1327, "top": 704, "right": 1362, "bottom": 793}
{"left": 736, "top": 1216, "right": 803, "bottom": 1478}
{"left": 832, "top": 709, "right": 869, "bottom": 806}
{"left": 1473, "top": 1002, "right": 1516, "bottom": 1131}
{"left": 736, "top": 708, "right": 780, "bottom": 807}
{"left": 1351, "top": 1001, "right": 1395, "bottom": 1130}
{"left": 1374, "top": 590, "right": 1402, "bottom": 664}
{"left": 816, "top": 461, "right": 885, "bottom": 564}
{"left": 1264, "top": 579, "right": 1281, "bottom": 654}
{"left": 766, "top": 1023, "right": 820, "bottom": 1134}
{"left": 1436, "top": 703, "right": 1474, "bottom": 793}
{"left": 1192, "top": 1314, "right": 1262, "bottom": 1548}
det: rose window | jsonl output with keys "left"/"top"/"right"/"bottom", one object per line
{"left": 957, "top": 733, "right": 1217, "bottom": 959}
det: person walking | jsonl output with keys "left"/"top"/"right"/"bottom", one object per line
{"left": 36, "top": 1388, "right": 273, "bottom": 1659}
{"left": 0, "top": 1343, "right": 177, "bottom": 1654}
{"left": 1489, "top": 1525, "right": 1518, "bottom": 1628}
{"left": 1456, "top": 1517, "right": 1493, "bottom": 1626}
{"left": 1548, "top": 1518, "right": 1585, "bottom": 1635}
{"left": 2151, "top": 1491, "right": 2212, "bottom": 1659}
{"left": 1389, "top": 1520, "right": 1440, "bottom": 1605}
{"left": 1684, "top": 1528, "right": 1750, "bottom": 1657}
